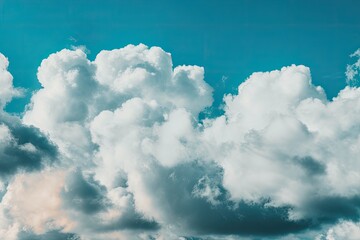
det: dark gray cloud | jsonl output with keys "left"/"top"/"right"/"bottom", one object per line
{"left": 18, "top": 230, "right": 80, "bottom": 240}
{"left": 138, "top": 160, "right": 360, "bottom": 238}
{"left": 179, "top": 237, "right": 204, "bottom": 240}
{"left": 295, "top": 156, "right": 326, "bottom": 176}
{"left": 97, "top": 208, "right": 160, "bottom": 232}
{"left": 138, "top": 160, "right": 311, "bottom": 237}
{"left": 61, "top": 169, "right": 109, "bottom": 215}
{"left": 0, "top": 112, "right": 58, "bottom": 178}
{"left": 301, "top": 195, "right": 360, "bottom": 222}
{"left": 61, "top": 169, "right": 159, "bottom": 233}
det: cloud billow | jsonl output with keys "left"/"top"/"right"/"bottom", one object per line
{"left": 1, "top": 45, "right": 360, "bottom": 239}
{"left": 0, "top": 54, "right": 58, "bottom": 179}
{"left": 0, "top": 115, "right": 58, "bottom": 177}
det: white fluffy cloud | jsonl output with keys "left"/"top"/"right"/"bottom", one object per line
{"left": 201, "top": 65, "right": 360, "bottom": 221}
{"left": 0, "top": 170, "right": 72, "bottom": 235}
{"left": 1, "top": 45, "right": 360, "bottom": 239}
{"left": 0, "top": 53, "right": 22, "bottom": 109}
{"left": 315, "top": 221, "right": 360, "bottom": 240}
{"left": 328, "top": 221, "right": 360, "bottom": 240}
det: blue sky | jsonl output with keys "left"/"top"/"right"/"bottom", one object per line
{"left": 2, "top": 1, "right": 360, "bottom": 240}
{"left": 1, "top": 0, "right": 360, "bottom": 113}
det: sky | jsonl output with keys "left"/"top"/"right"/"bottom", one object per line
{"left": 1, "top": 0, "right": 360, "bottom": 240}
{"left": 1, "top": 0, "right": 360, "bottom": 113}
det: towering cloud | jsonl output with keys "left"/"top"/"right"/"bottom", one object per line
{"left": 1, "top": 45, "right": 360, "bottom": 239}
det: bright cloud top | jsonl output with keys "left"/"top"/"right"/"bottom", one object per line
{"left": 0, "top": 54, "right": 22, "bottom": 109}
{"left": 1, "top": 45, "right": 360, "bottom": 240}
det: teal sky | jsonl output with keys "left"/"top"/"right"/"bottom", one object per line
{"left": 1, "top": 0, "right": 360, "bottom": 113}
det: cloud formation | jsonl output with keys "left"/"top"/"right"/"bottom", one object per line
{"left": 1, "top": 45, "right": 360, "bottom": 239}
{"left": 346, "top": 48, "right": 360, "bottom": 86}
{"left": 0, "top": 54, "right": 57, "bottom": 180}
{"left": 318, "top": 221, "right": 360, "bottom": 240}
{"left": 0, "top": 114, "right": 58, "bottom": 177}
{"left": 0, "top": 54, "right": 22, "bottom": 109}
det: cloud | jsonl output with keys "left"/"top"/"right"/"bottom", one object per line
{"left": 18, "top": 230, "right": 80, "bottom": 240}
{"left": 0, "top": 54, "right": 59, "bottom": 239}
{"left": 61, "top": 169, "right": 110, "bottom": 215}
{"left": 94, "top": 44, "right": 213, "bottom": 116}
{"left": 0, "top": 53, "right": 22, "bottom": 109}
{"left": 1, "top": 45, "right": 360, "bottom": 240}
{"left": 197, "top": 63, "right": 360, "bottom": 238}
{"left": 317, "top": 221, "right": 360, "bottom": 240}
{"left": 346, "top": 48, "right": 360, "bottom": 86}
{"left": 0, "top": 113, "right": 58, "bottom": 178}
{"left": 124, "top": 160, "right": 311, "bottom": 237}
{"left": 0, "top": 170, "right": 73, "bottom": 237}
{"left": 0, "top": 54, "right": 58, "bottom": 179}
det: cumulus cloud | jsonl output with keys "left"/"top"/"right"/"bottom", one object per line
{"left": 0, "top": 170, "right": 72, "bottom": 236}
{"left": 1, "top": 45, "right": 360, "bottom": 240}
{"left": 0, "top": 53, "right": 22, "bottom": 109}
{"left": 0, "top": 113, "right": 58, "bottom": 178}
{"left": 0, "top": 54, "right": 57, "bottom": 180}
{"left": 202, "top": 65, "right": 360, "bottom": 223}
{"left": 318, "top": 221, "right": 360, "bottom": 240}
